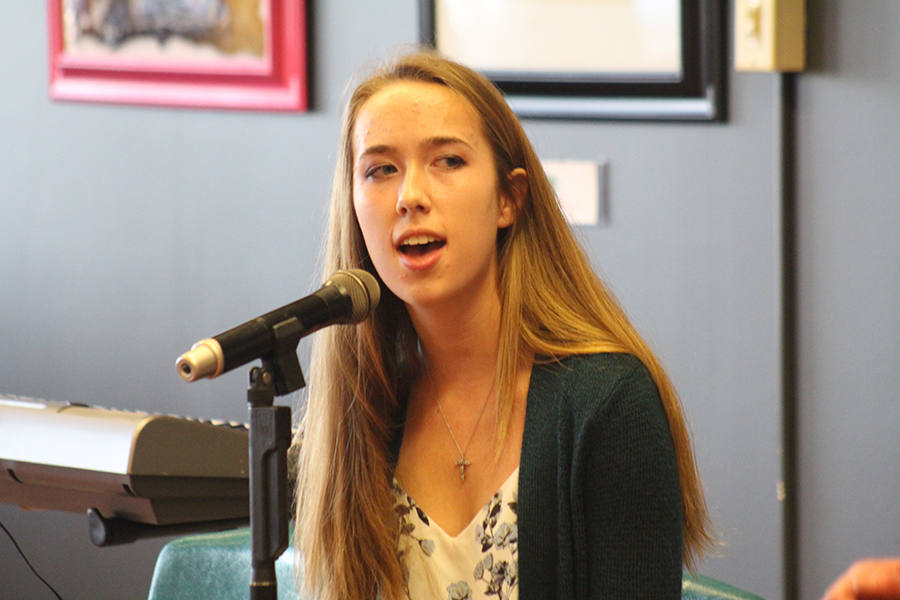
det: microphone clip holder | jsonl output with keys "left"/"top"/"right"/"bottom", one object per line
{"left": 264, "top": 316, "right": 307, "bottom": 396}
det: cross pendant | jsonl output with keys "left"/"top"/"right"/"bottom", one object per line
{"left": 455, "top": 455, "right": 471, "bottom": 481}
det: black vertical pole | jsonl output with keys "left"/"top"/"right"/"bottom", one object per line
{"left": 779, "top": 71, "right": 799, "bottom": 600}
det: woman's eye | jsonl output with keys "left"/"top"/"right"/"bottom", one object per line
{"left": 365, "top": 164, "right": 397, "bottom": 179}
{"left": 436, "top": 155, "right": 465, "bottom": 169}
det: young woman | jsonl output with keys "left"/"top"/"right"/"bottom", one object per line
{"left": 294, "top": 50, "right": 714, "bottom": 600}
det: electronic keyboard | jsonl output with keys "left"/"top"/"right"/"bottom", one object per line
{"left": 0, "top": 394, "right": 249, "bottom": 526}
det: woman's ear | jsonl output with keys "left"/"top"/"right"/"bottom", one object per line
{"left": 498, "top": 168, "right": 528, "bottom": 229}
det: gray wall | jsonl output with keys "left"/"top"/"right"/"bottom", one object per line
{"left": 796, "top": 1, "right": 900, "bottom": 598}
{"left": 1, "top": 2, "right": 896, "bottom": 600}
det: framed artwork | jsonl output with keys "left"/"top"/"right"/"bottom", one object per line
{"left": 47, "top": 0, "right": 307, "bottom": 112}
{"left": 421, "top": 0, "right": 725, "bottom": 121}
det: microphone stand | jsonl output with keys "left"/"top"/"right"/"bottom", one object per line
{"left": 245, "top": 317, "right": 306, "bottom": 600}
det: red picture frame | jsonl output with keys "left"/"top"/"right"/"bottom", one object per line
{"left": 47, "top": 0, "right": 307, "bottom": 112}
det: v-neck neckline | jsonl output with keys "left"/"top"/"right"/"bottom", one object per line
{"left": 394, "top": 466, "right": 520, "bottom": 540}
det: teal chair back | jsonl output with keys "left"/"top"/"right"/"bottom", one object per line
{"left": 682, "top": 573, "right": 764, "bottom": 600}
{"left": 148, "top": 528, "right": 763, "bottom": 600}
{"left": 148, "top": 529, "right": 299, "bottom": 600}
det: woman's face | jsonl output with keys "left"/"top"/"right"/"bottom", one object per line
{"left": 351, "top": 81, "right": 517, "bottom": 313}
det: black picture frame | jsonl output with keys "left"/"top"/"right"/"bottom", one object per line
{"left": 420, "top": 0, "right": 726, "bottom": 121}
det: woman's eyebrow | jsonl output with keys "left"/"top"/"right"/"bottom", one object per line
{"left": 356, "top": 144, "right": 393, "bottom": 160}
{"left": 356, "top": 135, "right": 474, "bottom": 161}
{"left": 426, "top": 135, "right": 473, "bottom": 150}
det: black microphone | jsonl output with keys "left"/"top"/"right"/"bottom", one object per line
{"left": 176, "top": 269, "right": 380, "bottom": 382}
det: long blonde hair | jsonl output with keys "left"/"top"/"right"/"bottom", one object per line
{"left": 294, "top": 50, "right": 714, "bottom": 600}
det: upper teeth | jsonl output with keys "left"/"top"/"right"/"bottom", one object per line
{"left": 402, "top": 235, "right": 438, "bottom": 246}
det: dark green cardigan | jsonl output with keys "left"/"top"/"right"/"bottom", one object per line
{"left": 518, "top": 353, "right": 683, "bottom": 600}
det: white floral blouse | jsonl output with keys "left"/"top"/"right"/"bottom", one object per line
{"left": 393, "top": 468, "right": 520, "bottom": 600}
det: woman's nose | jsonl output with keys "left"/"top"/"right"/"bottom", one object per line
{"left": 396, "top": 167, "right": 430, "bottom": 215}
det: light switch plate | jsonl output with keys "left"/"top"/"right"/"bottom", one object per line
{"left": 735, "top": 0, "right": 806, "bottom": 72}
{"left": 543, "top": 159, "right": 607, "bottom": 227}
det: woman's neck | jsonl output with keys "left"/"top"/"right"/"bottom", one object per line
{"left": 408, "top": 291, "right": 502, "bottom": 395}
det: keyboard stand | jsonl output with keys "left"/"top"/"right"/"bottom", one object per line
{"left": 87, "top": 507, "right": 249, "bottom": 546}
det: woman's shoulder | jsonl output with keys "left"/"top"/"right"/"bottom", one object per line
{"left": 534, "top": 352, "right": 653, "bottom": 390}
{"left": 529, "top": 352, "right": 661, "bottom": 418}
{"left": 557, "top": 351, "right": 645, "bottom": 373}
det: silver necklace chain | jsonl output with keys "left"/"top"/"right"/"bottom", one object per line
{"left": 428, "top": 368, "right": 495, "bottom": 481}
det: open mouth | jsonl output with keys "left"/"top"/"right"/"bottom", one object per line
{"left": 398, "top": 234, "right": 446, "bottom": 257}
